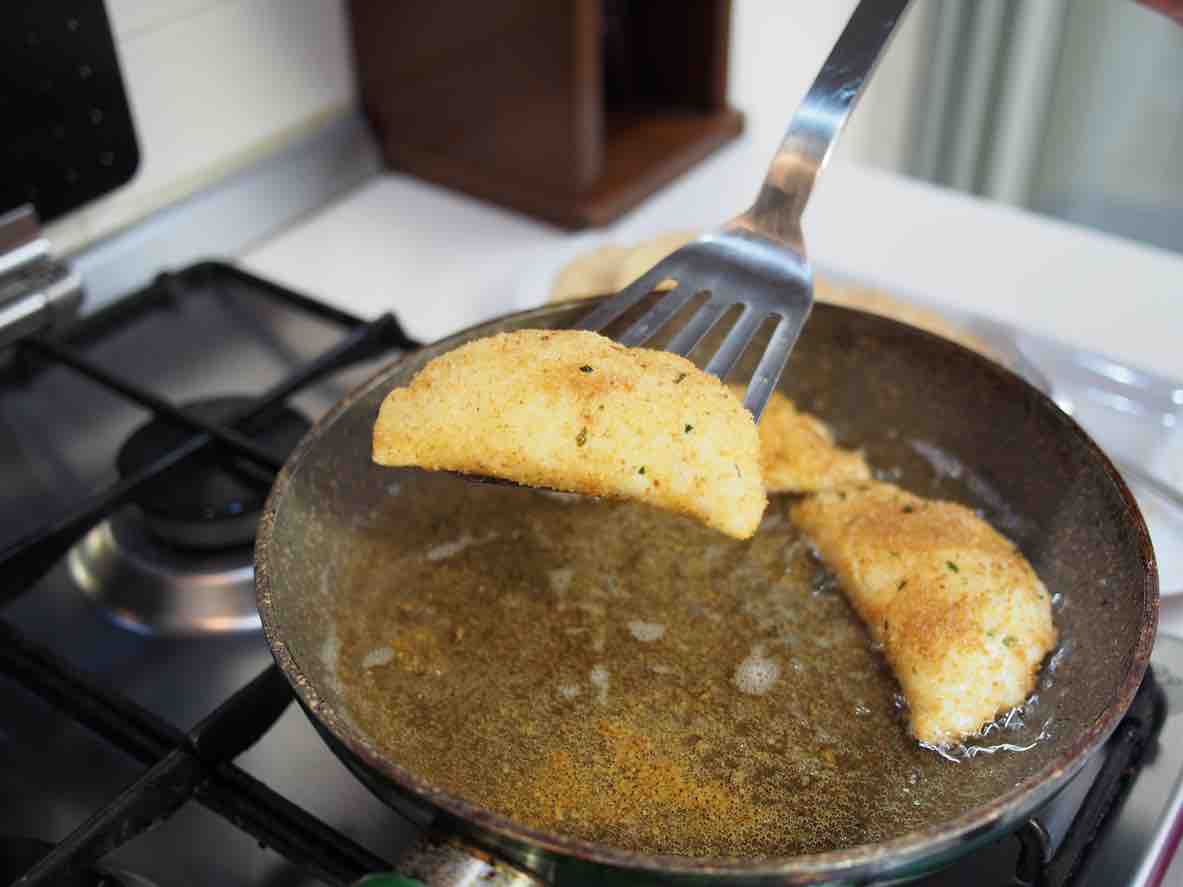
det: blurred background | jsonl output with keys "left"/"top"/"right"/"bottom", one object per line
{"left": 42, "top": 0, "right": 1183, "bottom": 257}
{"left": 866, "top": 0, "right": 1183, "bottom": 256}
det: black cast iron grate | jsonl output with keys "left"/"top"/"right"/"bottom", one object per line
{"left": 0, "top": 262, "right": 1166, "bottom": 887}
{"left": 0, "top": 263, "right": 419, "bottom": 886}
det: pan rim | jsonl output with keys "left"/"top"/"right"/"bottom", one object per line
{"left": 256, "top": 299, "right": 1159, "bottom": 881}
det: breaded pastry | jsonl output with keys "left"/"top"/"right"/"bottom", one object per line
{"left": 790, "top": 482, "right": 1056, "bottom": 744}
{"left": 373, "top": 329, "right": 766, "bottom": 539}
{"left": 731, "top": 386, "right": 870, "bottom": 494}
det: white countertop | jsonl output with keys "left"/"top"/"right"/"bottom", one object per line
{"left": 242, "top": 150, "right": 1183, "bottom": 383}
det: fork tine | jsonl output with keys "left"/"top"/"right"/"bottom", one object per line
{"left": 573, "top": 269, "right": 670, "bottom": 333}
{"left": 663, "top": 299, "right": 730, "bottom": 358}
{"left": 615, "top": 285, "right": 700, "bottom": 347}
{"left": 741, "top": 314, "right": 804, "bottom": 420}
{"left": 703, "top": 307, "right": 765, "bottom": 380}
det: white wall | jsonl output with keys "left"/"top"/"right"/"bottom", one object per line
{"left": 45, "top": 0, "right": 356, "bottom": 254}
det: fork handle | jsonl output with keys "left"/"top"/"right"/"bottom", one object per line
{"left": 743, "top": 0, "right": 912, "bottom": 242}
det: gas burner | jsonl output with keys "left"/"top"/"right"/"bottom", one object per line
{"left": 0, "top": 836, "right": 157, "bottom": 887}
{"left": 115, "top": 396, "right": 310, "bottom": 550}
{"left": 67, "top": 395, "right": 310, "bottom": 636}
{"left": 68, "top": 511, "right": 257, "bottom": 635}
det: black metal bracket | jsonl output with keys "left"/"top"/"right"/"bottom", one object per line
{"left": 13, "top": 665, "right": 294, "bottom": 886}
{"left": 1013, "top": 819, "right": 1051, "bottom": 887}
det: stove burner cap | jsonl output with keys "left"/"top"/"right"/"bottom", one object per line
{"left": 116, "top": 395, "right": 310, "bottom": 549}
{"left": 69, "top": 510, "right": 258, "bottom": 636}
{"left": 0, "top": 836, "right": 133, "bottom": 887}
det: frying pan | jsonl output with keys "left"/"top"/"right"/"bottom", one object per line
{"left": 256, "top": 299, "right": 1157, "bottom": 885}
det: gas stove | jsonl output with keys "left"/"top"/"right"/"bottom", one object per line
{"left": 1, "top": 260, "right": 1182, "bottom": 887}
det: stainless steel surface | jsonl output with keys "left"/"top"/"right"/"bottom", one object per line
{"left": 1135, "top": 769, "right": 1183, "bottom": 887}
{"left": 67, "top": 510, "right": 260, "bottom": 636}
{"left": 2, "top": 557, "right": 417, "bottom": 887}
{"left": 398, "top": 834, "right": 549, "bottom": 887}
{"left": 577, "top": 0, "right": 911, "bottom": 420}
{"left": 1036, "top": 743, "right": 1106, "bottom": 860}
{"left": 1079, "top": 634, "right": 1183, "bottom": 887}
{"left": 0, "top": 204, "right": 83, "bottom": 350}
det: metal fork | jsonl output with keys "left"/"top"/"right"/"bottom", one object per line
{"left": 575, "top": 0, "right": 912, "bottom": 420}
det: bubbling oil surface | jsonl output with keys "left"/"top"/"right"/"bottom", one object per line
{"left": 332, "top": 479, "right": 1059, "bottom": 858}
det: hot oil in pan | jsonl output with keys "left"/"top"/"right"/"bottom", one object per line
{"left": 332, "top": 476, "right": 1062, "bottom": 858}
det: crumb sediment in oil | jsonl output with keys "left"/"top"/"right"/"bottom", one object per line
{"left": 332, "top": 476, "right": 1058, "bottom": 858}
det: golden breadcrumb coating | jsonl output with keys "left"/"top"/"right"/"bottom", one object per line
{"left": 791, "top": 482, "right": 1056, "bottom": 744}
{"left": 373, "top": 329, "right": 766, "bottom": 539}
{"left": 732, "top": 386, "right": 871, "bottom": 494}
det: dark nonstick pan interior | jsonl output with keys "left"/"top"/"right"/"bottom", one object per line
{"left": 257, "top": 300, "right": 1157, "bottom": 884}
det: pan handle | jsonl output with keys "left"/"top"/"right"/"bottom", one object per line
{"left": 354, "top": 832, "right": 547, "bottom": 887}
